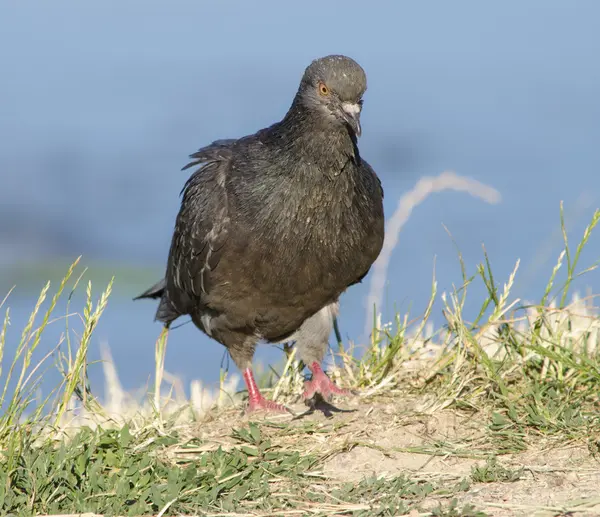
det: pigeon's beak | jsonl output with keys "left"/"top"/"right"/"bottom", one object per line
{"left": 341, "top": 102, "right": 362, "bottom": 137}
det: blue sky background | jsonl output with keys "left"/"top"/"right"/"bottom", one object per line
{"left": 1, "top": 1, "right": 599, "bottom": 396}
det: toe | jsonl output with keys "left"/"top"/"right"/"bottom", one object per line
{"left": 303, "top": 380, "right": 317, "bottom": 400}
{"left": 247, "top": 397, "right": 290, "bottom": 414}
{"left": 302, "top": 377, "right": 352, "bottom": 401}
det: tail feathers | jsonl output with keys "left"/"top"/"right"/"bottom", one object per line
{"left": 134, "top": 278, "right": 181, "bottom": 325}
{"left": 155, "top": 298, "right": 179, "bottom": 324}
{"left": 133, "top": 278, "right": 166, "bottom": 300}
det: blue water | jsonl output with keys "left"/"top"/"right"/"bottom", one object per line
{"left": 1, "top": 1, "right": 599, "bottom": 397}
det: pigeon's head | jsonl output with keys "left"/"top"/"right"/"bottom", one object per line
{"left": 298, "top": 55, "right": 367, "bottom": 137}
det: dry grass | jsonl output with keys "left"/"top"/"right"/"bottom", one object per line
{"left": 365, "top": 170, "right": 502, "bottom": 338}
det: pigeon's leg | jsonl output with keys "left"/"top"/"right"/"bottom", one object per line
{"left": 242, "top": 367, "right": 289, "bottom": 413}
{"left": 294, "top": 301, "right": 352, "bottom": 401}
{"left": 227, "top": 337, "right": 288, "bottom": 413}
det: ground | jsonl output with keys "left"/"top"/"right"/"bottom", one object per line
{"left": 190, "top": 393, "right": 600, "bottom": 517}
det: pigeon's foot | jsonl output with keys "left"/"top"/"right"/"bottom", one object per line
{"left": 303, "top": 362, "right": 352, "bottom": 401}
{"left": 247, "top": 395, "right": 289, "bottom": 414}
{"left": 243, "top": 367, "right": 290, "bottom": 414}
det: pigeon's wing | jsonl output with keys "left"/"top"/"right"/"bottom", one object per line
{"left": 363, "top": 160, "right": 384, "bottom": 200}
{"left": 181, "top": 139, "right": 237, "bottom": 171}
{"left": 165, "top": 141, "right": 235, "bottom": 314}
{"left": 346, "top": 159, "right": 385, "bottom": 288}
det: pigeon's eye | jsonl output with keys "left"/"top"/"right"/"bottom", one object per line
{"left": 318, "top": 83, "right": 330, "bottom": 96}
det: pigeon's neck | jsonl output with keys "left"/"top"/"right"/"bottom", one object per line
{"left": 274, "top": 100, "right": 358, "bottom": 167}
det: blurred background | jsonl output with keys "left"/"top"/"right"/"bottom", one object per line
{"left": 1, "top": 1, "right": 599, "bottom": 397}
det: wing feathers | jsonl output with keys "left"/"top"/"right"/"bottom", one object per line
{"left": 166, "top": 141, "right": 233, "bottom": 311}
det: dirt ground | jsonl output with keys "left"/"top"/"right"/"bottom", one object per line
{"left": 192, "top": 394, "right": 600, "bottom": 517}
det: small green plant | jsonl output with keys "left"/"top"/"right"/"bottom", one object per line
{"left": 431, "top": 499, "right": 489, "bottom": 517}
{"left": 470, "top": 456, "right": 523, "bottom": 483}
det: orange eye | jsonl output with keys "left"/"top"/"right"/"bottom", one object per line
{"left": 318, "top": 83, "right": 329, "bottom": 96}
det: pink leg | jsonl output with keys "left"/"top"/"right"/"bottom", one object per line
{"left": 303, "top": 362, "right": 352, "bottom": 401}
{"left": 243, "top": 368, "right": 289, "bottom": 413}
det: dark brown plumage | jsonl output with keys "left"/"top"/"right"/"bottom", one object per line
{"left": 136, "top": 55, "right": 385, "bottom": 412}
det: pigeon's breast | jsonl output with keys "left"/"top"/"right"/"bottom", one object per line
{"left": 240, "top": 158, "right": 384, "bottom": 302}
{"left": 198, "top": 150, "right": 384, "bottom": 341}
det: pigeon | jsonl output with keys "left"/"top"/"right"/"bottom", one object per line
{"left": 135, "top": 55, "right": 385, "bottom": 413}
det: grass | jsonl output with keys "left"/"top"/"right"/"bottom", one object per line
{"left": 1, "top": 423, "right": 318, "bottom": 516}
{"left": 1, "top": 203, "right": 600, "bottom": 516}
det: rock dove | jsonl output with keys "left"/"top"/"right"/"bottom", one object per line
{"left": 135, "top": 55, "right": 385, "bottom": 413}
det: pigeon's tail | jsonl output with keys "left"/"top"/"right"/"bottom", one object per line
{"left": 134, "top": 278, "right": 179, "bottom": 324}
{"left": 134, "top": 278, "right": 166, "bottom": 300}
